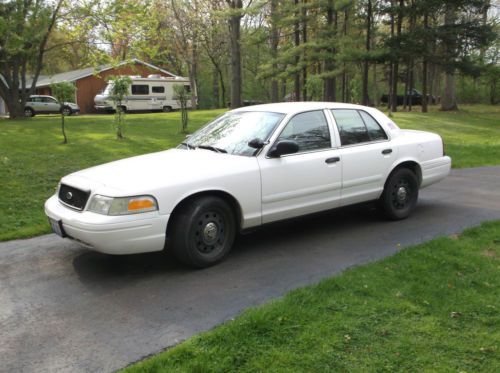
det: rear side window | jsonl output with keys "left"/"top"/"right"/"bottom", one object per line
{"left": 331, "top": 109, "right": 387, "bottom": 146}
{"left": 359, "top": 111, "right": 388, "bottom": 141}
{"left": 152, "top": 86, "right": 164, "bottom": 93}
{"left": 277, "top": 110, "right": 331, "bottom": 153}
{"left": 131, "top": 85, "right": 149, "bottom": 95}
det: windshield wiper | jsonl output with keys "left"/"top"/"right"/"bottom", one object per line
{"left": 180, "top": 142, "right": 195, "bottom": 150}
{"left": 196, "top": 144, "right": 227, "bottom": 153}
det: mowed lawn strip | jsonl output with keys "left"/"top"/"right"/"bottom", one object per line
{"left": 123, "top": 221, "right": 500, "bottom": 372}
{"left": 1, "top": 104, "right": 499, "bottom": 241}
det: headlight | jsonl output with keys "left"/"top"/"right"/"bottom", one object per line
{"left": 87, "top": 195, "right": 158, "bottom": 215}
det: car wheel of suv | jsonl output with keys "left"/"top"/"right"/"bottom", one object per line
{"left": 380, "top": 168, "right": 419, "bottom": 220}
{"left": 170, "top": 196, "right": 236, "bottom": 268}
{"left": 61, "top": 106, "right": 72, "bottom": 116}
{"left": 24, "top": 108, "right": 35, "bottom": 117}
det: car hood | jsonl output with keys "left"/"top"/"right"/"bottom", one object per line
{"left": 61, "top": 148, "right": 257, "bottom": 196}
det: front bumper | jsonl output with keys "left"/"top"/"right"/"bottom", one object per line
{"left": 45, "top": 195, "right": 170, "bottom": 255}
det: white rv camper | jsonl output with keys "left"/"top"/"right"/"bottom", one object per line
{"left": 94, "top": 75, "right": 194, "bottom": 113}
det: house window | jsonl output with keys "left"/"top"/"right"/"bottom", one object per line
{"left": 131, "top": 85, "right": 149, "bottom": 95}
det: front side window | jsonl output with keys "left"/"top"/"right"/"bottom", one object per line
{"left": 276, "top": 110, "right": 331, "bottom": 153}
{"left": 184, "top": 111, "right": 285, "bottom": 156}
{"left": 332, "top": 109, "right": 387, "bottom": 146}
{"left": 131, "top": 85, "right": 149, "bottom": 95}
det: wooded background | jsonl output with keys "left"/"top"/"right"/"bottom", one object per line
{"left": 1, "top": 0, "right": 499, "bottom": 118}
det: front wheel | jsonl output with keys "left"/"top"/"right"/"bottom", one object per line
{"left": 380, "top": 168, "right": 419, "bottom": 220}
{"left": 170, "top": 196, "right": 236, "bottom": 268}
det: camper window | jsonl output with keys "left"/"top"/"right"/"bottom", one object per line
{"left": 152, "top": 86, "right": 165, "bottom": 93}
{"left": 131, "top": 85, "right": 149, "bottom": 95}
{"left": 184, "top": 85, "right": 191, "bottom": 93}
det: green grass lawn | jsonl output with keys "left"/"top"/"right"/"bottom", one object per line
{"left": 0, "top": 105, "right": 499, "bottom": 241}
{"left": 123, "top": 221, "right": 500, "bottom": 372}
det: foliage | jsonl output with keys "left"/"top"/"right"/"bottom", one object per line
{"left": 123, "top": 220, "right": 500, "bottom": 372}
{"left": 50, "top": 81, "right": 76, "bottom": 144}
{"left": 173, "top": 84, "right": 189, "bottom": 133}
{"left": 108, "top": 75, "right": 132, "bottom": 139}
{"left": 0, "top": 105, "right": 498, "bottom": 242}
{"left": 0, "top": 0, "right": 63, "bottom": 118}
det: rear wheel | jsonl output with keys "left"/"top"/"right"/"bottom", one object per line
{"left": 170, "top": 196, "right": 236, "bottom": 268}
{"left": 162, "top": 106, "right": 172, "bottom": 113}
{"left": 24, "top": 107, "right": 35, "bottom": 117}
{"left": 380, "top": 168, "right": 419, "bottom": 220}
{"left": 61, "top": 106, "right": 72, "bottom": 116}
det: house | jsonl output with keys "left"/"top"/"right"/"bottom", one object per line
{"left": 31, "top": 59, "right": 179, "bottom": 114}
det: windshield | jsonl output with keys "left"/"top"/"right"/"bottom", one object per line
{"left": 182, "top": 111, "right": 285, "bottom": 156}
{"left": 103, "top": 83, "right": 114, "bottom": 95}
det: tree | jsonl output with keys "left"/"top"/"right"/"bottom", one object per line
{"left": 174, "top": 84, "right": 189, "bottom": 133}
{"left": 108, "top": 75, "right": 132, "bottom": 139}
{"left": 0, "top": 0, "right": 63, "bottom": 119}
{"left": 50, "top": 81, "right": 76, "bottom": 144}
{"left": 226, "top": 0, "right": 243, "bottom": 108}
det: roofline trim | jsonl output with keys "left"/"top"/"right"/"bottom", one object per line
{"left": 35, "top": 58, "right": 180, "bottom": 87}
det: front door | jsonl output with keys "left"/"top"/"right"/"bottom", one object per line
{"left": 258, "top": 110, "right": 342, "bottom": 224}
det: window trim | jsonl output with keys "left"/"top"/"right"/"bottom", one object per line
{"left": 265, "top": 109, "right": 334, "bottom": 158}
{"left": 330, "top": 108, "right": 389, "bottom": 148}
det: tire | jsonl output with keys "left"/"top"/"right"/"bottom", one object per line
{"left": 24, "top": 107, "right": 35, "bottom": 117}
{"left": 61, "top": 106, "right": 72, "bottom": 116}
{"left": 118, "top": 106, "right": 127, "bottom": 113}
{"left": 162, "top": 106, "right": 172, "bottom": 113}
{"left": 170, "top": 196, "right": 236, "bottom": 268}
{"left": 380, "top": 168, "right": 419, "bottom": 220}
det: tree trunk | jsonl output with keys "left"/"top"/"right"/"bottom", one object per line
{"left": 227, "top": 0, "right": 243, "bottom": 109}
{"left": 362, "top": 0, "right": 372, "bottom": 106}
{"left": 342, "top": 9, "right": 349, "bottom": 102}
{"left": 294, "top": 0, "right": 301, "bottom": 101}
{"left": 422, "top": 12, "right": 429, "bottom": 113}
{"left": 388, "top": 0, "right": 395, "bottom": 110}
{"left": 301, "top": 0, "right": 308, "bottom": 101}
{"left": 391, "top": 0, "right": 404, "bottom": 112}
{"left": 270, "top": 0, "right": 279, "bottom": 102}
{"left": 441, "top": 3, "right": 458, "bottom": 111}
{"left": 212, "top": 67, "right": 220, "bottom": 108}
{"left": 323, "top": 2, "right": 336, "bottom": 101}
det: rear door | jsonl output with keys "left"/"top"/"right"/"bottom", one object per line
{"left": 43, "top": 97, "right": 60, "bottom": 113}
{"left": 330, "top": 109, "right": 397, "bottom": 206}
{"left": 258, "top": 110, "right": 342, "bottom": 223}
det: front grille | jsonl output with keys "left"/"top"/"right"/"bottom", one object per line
{"left": 58, "top": 184, "right": 90, "bottom": 211}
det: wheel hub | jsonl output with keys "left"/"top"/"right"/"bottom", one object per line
{"left": 203, "top": 222, "right": 218, "bottom": 243}
{"left": 396, "top": 186, "right": 408, "bottom": 202}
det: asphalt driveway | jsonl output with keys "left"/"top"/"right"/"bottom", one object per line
{"left": 1, "top": 166, "right": 499, "bottom": 372}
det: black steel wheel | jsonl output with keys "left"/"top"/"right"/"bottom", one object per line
{"left": 170, "top": 196, "right": 236, "bottom": 268}
{"left": 380, "top": 168, "right": 419, "bottom": 220}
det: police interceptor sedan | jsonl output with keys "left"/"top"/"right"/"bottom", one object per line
{"left": 45, "top": 102, "right": 451, "bottom": 268}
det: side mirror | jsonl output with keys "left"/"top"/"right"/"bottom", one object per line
{"left": 248, "top": 138, "right": 265, "bottom": 149}
{"left": 268, "top": 140, "right": 299, "bottom": 158}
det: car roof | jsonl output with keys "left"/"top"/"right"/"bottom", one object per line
{"left": 231, "top": 101, "right": 371, "bottom": 115}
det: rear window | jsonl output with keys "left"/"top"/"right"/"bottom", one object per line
{"left": 131, "top": 85, "right": 149, "bottom": 95}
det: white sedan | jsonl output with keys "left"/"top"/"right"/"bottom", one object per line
{"left": 45, "top": 102, "right": 451, "bottom": 267}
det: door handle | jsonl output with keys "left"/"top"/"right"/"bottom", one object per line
{"left": 382, "top": 149, "right": 393, "bottom": 155}
{"left": 325, "top": 157, "right": 340, "bottom": 164}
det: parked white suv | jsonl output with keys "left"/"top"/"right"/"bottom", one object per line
{"left": 24, "top": 95, "right": 80, "bottom": 117}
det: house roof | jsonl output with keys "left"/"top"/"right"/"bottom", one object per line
{"left": 27, "top": 59, "right": 179, "bottom": 88}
